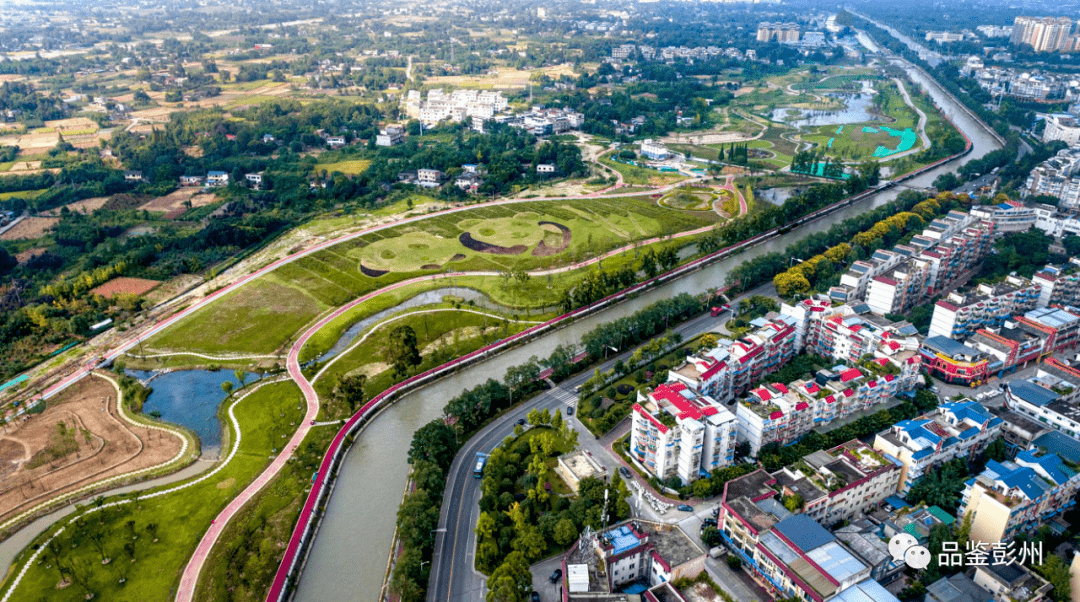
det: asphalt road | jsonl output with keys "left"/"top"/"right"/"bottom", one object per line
{"left": 427, "top": 286, "right": 773, "bottom": 602}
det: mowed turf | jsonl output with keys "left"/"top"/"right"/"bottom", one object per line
{"left": 147, "top": 198, "right": 713, "bottom": 355}
{"left": 3, "top": 380, "right": 305, "bottom": 602}
{"left": 148, "top": 279, "right": 322, "bottom": 354}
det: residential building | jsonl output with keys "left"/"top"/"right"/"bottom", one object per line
{"left": 873, "top": 401, "right": 1004, "bottom": 492}
{"left": 977, "top": 25, "right": 1014, "bottom": 39}
{"left": 757, "top": 22, "right": 801, "bottom": 43}
{"left": 970, "top": 563, "right": 1053, "bottom": 602}
{"left": 830, "top": 212, "right": 996, "bottom": 313}
{"left": 833, "top": 521, "right": 906, "bottom": 585}
{"left": 206, "top": 171, "right": 229, "bottom": 187}
{"left": 928, "top": 276, "right": 1042, "bottom": 340}
{"left": 782, "top": 299, "right": 923, "bottom": 367}
{"left": 562, "top": 520, "right": 705, "bottom": 596}
{"left": 926, "top": 32, "right": 967, "bottom": 43}
{"left": 179, "top": 175, "right": 204, "bottom": 187}
{"left": 375, "top": 125, "right": 405, "bottom": 147}
{"left": 735, "top": 362, "right": 921, "bottom": 456}
{"left": 959, "top": 450, "right": 1080, "bottom": 543}
{"left": 925, "top": 574, "right": 995, "bottom": 602}
{"left": 417, "top": 168, "right": 443, "bottom": 188}
{"left": 770, "top": 441, "right": 901, "bottom": 525}
{"left": 1019, "top": 306, "right": 1080, "bottom": 357}
{"left": 919, "top": 336, "right": 990, "bottom": 385}
{"left": 969, "top": 201, "right": 1037, "bottom": 233}
{"left": 991, "top": 407, "right": 1052, "bottom": 456}
{"left": 878, "top": 503, "right": 956, "bottom": 545}
{"left": 404, "top": 88, "right": 509, "bottom": 127}
{"left": 1032, "top": 205, "right": 1080, "bottom": 237}
{"left": 244, "top": 172, "right": 264, "bottom": 188}
{"left": 123, "top": 170, "right": 144, "bottom": 182}
{"left": 537, "top": 163, "right": 556, "bottom": 174}
{"left": 640, "top": 139, "right": 671, "bottom": 161}
{"left": 454, "top": 172, "right": 483, "bottom": 192}
{"left": 1003, "top": 359, "right": 1080, "bottom": 436}
{"left": 665, "top": 315, "right": 799, "bottom": 405}
{"left": 1011, "top": 16, "right": 1075, "bottom": 53}
{"left": 325, "top": 136, "right": 346, "bottom": 148}
{"left": 1024, "top": 147, "right": 1080, "bottom": 210}
{"left": 966, "top": 326, "right": 1046, "bottom": 378}
{"left": 1033, "top": 266, "right": 1080, "bottom": 308}
{"left": 630, "top": 383, "right": 737, "bottom": 485}
{"left": 717, "top": 473, "right": 873, "bottom": 602}
{"left": 1043, "top": 114, "right": 1080, "bottom": 145}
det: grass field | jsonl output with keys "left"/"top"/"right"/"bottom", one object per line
{"left": 1, "top": 380, "right": 305, "bottom": 602}
{"left": 147, "top": 198, "right": 713, "bottom": 355}
{"left": 314, "top": 159, "right": 371, "bottom": 175}
{"left": 0, "top": 189, "right": 44, "bottom": 200}
{"left": 598, "top": 153, "right": 687, "bottom": 186}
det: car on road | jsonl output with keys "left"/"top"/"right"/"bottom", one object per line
{"left": 930, "top": 386, "right": 940, "bottom": 394}
{"left": 619, "top": 467, "right": 632, "bottom": 479}
{"left": 567, "top": 406, "right": 574, "bottom": 416}
{"left": 531, "top": 592, "right": 540, "bottom": 602}
{"left": 677, "top": 504, "right": 693, "bottom": 512}
{"left": 515, "top": 418, "right": 527, "bottom": 426}
{"left": 550, "top": 568, "right": 562, "bottom": 584}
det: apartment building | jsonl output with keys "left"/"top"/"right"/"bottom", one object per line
{"left": 770, "top": 441, "right": 901, "bottom": 525}
{"left": 959, "top": 450, "right": 1080, "bottom": 543}
{"left": 736, "top": 362, "right": 921, "bottom": 456}
{"left": 757, "top": 22, "right": 800, "bottom": 43}
{"left": 1003, "top": 358, "right": 1080, "bottom": 437}
{"left": 928, "top": 276, "right": 1042, "bottom": 340}
{"left": 1024, "top": 147, "right": 1080, "bottom": 210}
{"left": 1019, "top": 306, "right": 1080, "bottom": 356}
{"left": 630, "top": 383, "right": 737, "bottom": 485}
{"left": 873, "top": 401, "right": 1003, "bottom": 492}
{"left": 1033, "top": 266, "right": 1080, "bottom": 308}
{"left": 718, "top": 471, "right": 877, "bottom": 602}
{"left": 831, "top": 212, "right": 995, "bottom": 314}
{"left": 404, "top": 88, "right": 509, "bottom": 126}
{"left": 966, "top": 326, "right": 1046, "bottom": 378}
{"left": 969, "top": 201, "right": 1037, "bottom": 233}
{"left": 665, "top": 316, "right": 798, "bottom": 406}
{"left": 1032, "top": 204, "right": 1080, "bottom": 237}
{"left": 375, "top": 125, "right": 405, "bottom": 147}
{"left": 640, "top": 139, "right": 672, "bottom": 161}
{"left": 971, "top": 563, "right": 1053, "bottom": 602}
{"left": 1043, "top": 114, "right": 1080, "bottom": 145}
{"left": 1011, "top": 16, "right": 1076, "bottom": 52}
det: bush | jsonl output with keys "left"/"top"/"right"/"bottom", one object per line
{"left": 727, "top": 555, "right": 742, "bottom": 570}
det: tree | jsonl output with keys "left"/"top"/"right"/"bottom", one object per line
{"left": 554, "top": 518, "right": 578, "bottom": 546}
{"left": 408, "top": 421, "right": 458, "bottom": 470}
{"left": 387, "top": 325, "right": 422, "bottom": 377}
{"left": 1036, "top": 553, "right": 1072, "bottom": 602}
{"left": 220, "top": 381, "right": 233, "bottom": 396}
{"left": 486, "top": 551, "right": 533, "bottom": 602}
{"left": 88, "top": 527, "right": 110, "bottom": 564}
{"left": 333, "top": 373, "right": 367, "bottom": 414}
{"left": 234, "top": 368, "right": 245, "bottom": 388}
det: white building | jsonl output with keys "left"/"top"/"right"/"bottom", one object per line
{"left": 630, "top": 382, "right": 737, "bottom": 485}
{"left": 375, "top": 125, "right": 405, "bottom": 147}
{"left": 639, "top": 139, "right": 671, "bottom": 161}
{"left": 928, "top": 275, "right": 1042, "bottom": 340}
{"left": 970, "top": 201, "right": 1037, "bottom": 233}
{"left": 417, "top": 168, "right": 443, "bottom": 188}
{"left": 1043, "top": 114, "right": 1080, "bottom": 145}
{"left": 206, "top": 171, "right": 229, "bottom": 187}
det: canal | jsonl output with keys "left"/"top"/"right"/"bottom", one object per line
{"left": 290, "top": 59, "right": 1004, "bottom": 602}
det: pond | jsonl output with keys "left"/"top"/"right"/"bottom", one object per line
{"left": 127, "top": 369, "right": 255, "bottom": 457}
{"left": 769, "top": 82, "right": 882, "bottom": 128}
{"left": 315, "top": 287, "right": 548, "bottom": 364}
{"left": 755, "top": 187, "right": 802, "bottom": 206}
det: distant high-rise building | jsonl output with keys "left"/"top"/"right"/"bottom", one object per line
{"left": 1012, "top": 16, "right": 1074, "bottom": 52}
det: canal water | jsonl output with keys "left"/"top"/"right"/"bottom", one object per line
{"left": 291, "top": 57, "right": 1004, "bottom": 602}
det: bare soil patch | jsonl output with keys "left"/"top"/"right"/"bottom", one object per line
{"left": 43, "top": 196, "right": 110, "bottom": 216}
{"left": 139, "top": 188, "right": 217, "bottom": 215}
{"left": 90, "top": 277, "right": 162, "bottom": 298}
{"left": 0, "top": 375, "right": 184, "bottom": 526}
{"left": 532, "top": 221, "right": 572, "bottom": 256}
{"left": 14, "top": 247, "right": 46, "bottom": 263}
{"left": 143, "top": 274, "right": 203, "bottom": 305}
{"left": 0, "top": 217, "right": 57, "bottom": 241}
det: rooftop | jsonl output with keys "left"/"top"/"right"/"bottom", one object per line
{"left": 832, "top": 579, "right": 902, "bottom": 602}
{"left": 925, "top": 573, "right": 994, "bottom": 602}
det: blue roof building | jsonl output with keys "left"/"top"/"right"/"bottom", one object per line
{"left": 959, "top": 450, "right": 1080, "bottom": 544}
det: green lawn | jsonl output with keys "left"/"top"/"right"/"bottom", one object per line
{"left": 597, "top": 153, "right": 687, "bottom": 186}
{"left": 2, "top": 380, "right": 305, "bottom": 602}
{"left": 148, "top": 199, "right": 714, "bottom": 355}
{"left": 0, "top": 189, "right": 45, "bottom": 201}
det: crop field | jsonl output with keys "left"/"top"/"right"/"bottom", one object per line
{"left": 89, "top": 277, "right": 162, "bottom": 298}
{"left": 146, "top": 198, "right": 713, "bottom": 355}
{"left": 315, "top": 159, "right": 371, "bottom": 175}
{"left": 0, "top": 216, "right": 56, "bottom": 241}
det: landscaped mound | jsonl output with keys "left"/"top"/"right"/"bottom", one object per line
{"left": 458, "top": 232, "right": 527, "bottom": 255}
{"left": 616, "top": 384, "right": 635, "bottom": 396}
{"left": 532, "top": 221, "right": 572, "bottom": 256}
{"left": 359, "top": 263, "right": 389, "bottom": 277}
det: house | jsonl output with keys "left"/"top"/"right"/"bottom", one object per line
{"left": 326, "top": 136, "right": 347, "bottom": 148}
{"left": 180, "top": 175, "right": 204, "bottom": 187}
{"left": 417, "top": 169, "right": 443, "bottom": 188}
{"left": 925, "top": 574, "right": 995, "bottom": 602}
{"left": 206, "top": 171, "right": 229, "bottom": 187}
{"left": 537, "top": 163, "right": 556, "bottom": 174}
{"left": 262, "top": 134, "right": 276, "bottom": 144}
{"left": 123, "top": 170, "right": 144, "bottom": 182}
{"left": 640, "top": 139, "right": 671, "bottom": 161}
{"left": 375, "top": 126, "right": 405, "bottom": 147}
{"left": 970, "top": 562, "right": 1052, "bottom": 602}
{"left": 454, "top": 172, "right": 483, "bottom": 192}
{"left": 245, "top": 172, "right": 264, "bottom": 188}
{"left": 397, "top": 170, "right": 418, "bottom": 184}
{"left": 833, "top": 520, "right": 906, "bottom": 584}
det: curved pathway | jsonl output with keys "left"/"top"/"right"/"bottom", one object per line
{"left": 0, "top": 372, "right": 194, "bottom": 538}
{"left": 174, "top": 219, "right": 721, "bottom": 601}
{"left": 123, "top": 351, "right": 281, "bottom": 362}
{"left": 0, "top": 374, "right": 274, "bottom": 602}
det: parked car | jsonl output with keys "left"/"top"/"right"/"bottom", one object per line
{"left": 677, "top": 504, "right": 693, "bottom": 512}
{"left": 567, "top": 406, "right": 574, "bottom": 416}
{"left": 619, "top": 467, "right": 632, "bottom": 479}
{"left": 515, "top": 418, "right": 527, "bottom": 426}
{"left": 531, "top": 592, "right": 540, "bottom": 602}
{"left": 550, "top": 568, "right": 562, "bottom": 584}
{"left": 701, "top": 518, "right": 718, "bottom": 527}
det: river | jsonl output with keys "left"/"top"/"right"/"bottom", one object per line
{"left": 290, "top": 59, "right": 1003, "bottom": 602}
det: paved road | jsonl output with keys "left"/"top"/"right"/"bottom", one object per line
{"left": 428, "top": 284, "right": 774, "bottom": 602}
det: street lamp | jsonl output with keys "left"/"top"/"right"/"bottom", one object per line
{"left": 789, "top": 257, "right": 804, "bottom": 267}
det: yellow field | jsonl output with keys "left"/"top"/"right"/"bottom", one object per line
{"left": 316, "top": 159, "right": 371, "bottom": 175}
{"left": 426, "top": 63, "right": 579, "bottom": 90}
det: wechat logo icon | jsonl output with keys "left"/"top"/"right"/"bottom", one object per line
{"left": 889, "top": 533, "right": 931, "bottom": 570}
